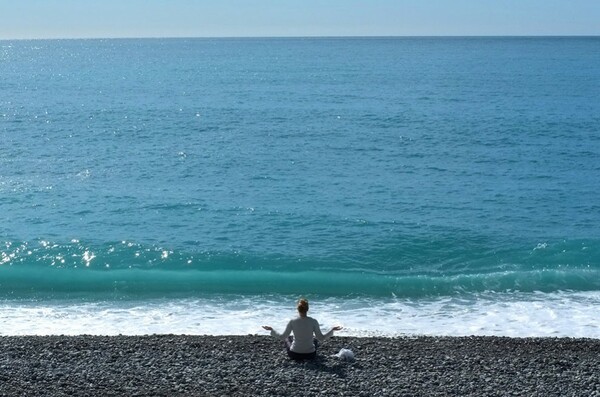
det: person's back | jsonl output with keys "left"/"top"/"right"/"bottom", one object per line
{"left": 288, "top": 316, "right": 321, "bottom": 353}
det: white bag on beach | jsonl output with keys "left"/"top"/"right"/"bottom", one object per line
{"left": 335, "top": 348, "right": 355, "bottom": 361}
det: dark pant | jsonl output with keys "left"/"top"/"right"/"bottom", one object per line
{"left": 285, "top": 336, "right": 318, "bottom": 360}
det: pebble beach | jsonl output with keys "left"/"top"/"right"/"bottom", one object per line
{"left": 0, "top": 335, "right": 598, "bottom": 396}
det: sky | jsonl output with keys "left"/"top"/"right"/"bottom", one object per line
{"left": 0, "top": 0, "right": 599, "bottom": 40}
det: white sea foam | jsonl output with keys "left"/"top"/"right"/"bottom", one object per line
{"left": 0, "top": 291, "right": 599, "bottom": 338}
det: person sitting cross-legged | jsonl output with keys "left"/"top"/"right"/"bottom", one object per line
{"left": 262, "top": 298, "right": 342, "bottom": 360}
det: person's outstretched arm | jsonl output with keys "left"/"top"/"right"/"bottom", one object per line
{"left": 313, "top": 319, "right": 343, "bottom": 341}
{"left": 262, "top": 321, "right": 293, "bottom": 340}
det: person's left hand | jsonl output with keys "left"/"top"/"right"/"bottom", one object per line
{"left": 262, "top": 325, "right": 273, "bottom": 331}
{"left": 332, "top": 325, "right": 343, "bottom": 331}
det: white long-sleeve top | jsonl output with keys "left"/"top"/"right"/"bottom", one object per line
{"left": 270, "top": 316, "right": 334, "bottom": 353}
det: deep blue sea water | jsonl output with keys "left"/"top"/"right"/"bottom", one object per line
{"left": 1, "top": 37, "right": 599, "bottom": 336}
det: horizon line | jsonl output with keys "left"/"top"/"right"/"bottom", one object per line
{"left": 1, "top": 34, "right": 599, "bottom": 41}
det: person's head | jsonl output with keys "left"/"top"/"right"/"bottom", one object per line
{"left": 297, "top": 298, "right": 309, "bottom": 316}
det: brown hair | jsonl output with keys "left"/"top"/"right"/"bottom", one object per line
{"left": 297, "top": 298, "right": 309, "bottom": 315}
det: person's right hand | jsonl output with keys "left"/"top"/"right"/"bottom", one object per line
{"left": 332, "top": 326, "right": 343, "bottom": 331}
{"left": 262, "top": 325, "right": 273, "bottom": 331}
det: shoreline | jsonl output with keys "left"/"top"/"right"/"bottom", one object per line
{"left": 1, "top": 335, "right": 598, "bottom": 396}
{"left": 3, "top": 290, "right": 599, "bottom": 338}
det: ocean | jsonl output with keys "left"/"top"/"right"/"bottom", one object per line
{"left": 1, "top": 37, "right": 599, "bottom": 337}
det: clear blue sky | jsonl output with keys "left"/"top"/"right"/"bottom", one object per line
{"left": 1, "top": 0, "right": 599, "bottom": 39}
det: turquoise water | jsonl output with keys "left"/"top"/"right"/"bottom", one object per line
{"left": 1, "top": 37, "right": 599, "bottom": 336}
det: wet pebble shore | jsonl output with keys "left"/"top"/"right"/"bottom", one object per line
{"left": 0, "top": 335, "right": 598, "bottom": 396}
